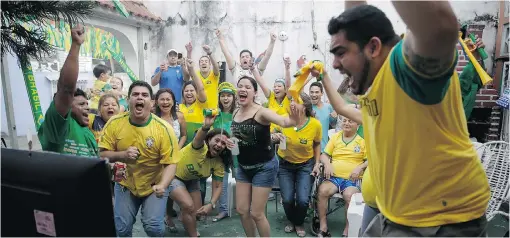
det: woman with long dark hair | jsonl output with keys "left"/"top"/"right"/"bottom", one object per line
{"left": 212, "top": 82, "right": 237, "bottom": 222}
{"left": 231, "top": 65, "right": 300, "bottom": 237}
{"left": 155, "top": 88, "right": 187, "bottom": 148}
{"left": 272, "top": 93, "right": 322, "bottom": 237}
{"left": 154, "top": 88, "right": 186, "bottom": 232}
{"left": 169, "top": 114, "right": 233, "bottom": 237}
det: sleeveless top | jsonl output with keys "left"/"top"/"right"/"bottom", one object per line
{"left": 171, "top": 119, "right": 180, "bottom": 139}
{"left": 231, "top": 108, "right": 274, "bottom": 166}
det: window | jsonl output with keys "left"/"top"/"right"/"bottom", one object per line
{"left": 501, "top": 23, "right": 509, "bottom": 57}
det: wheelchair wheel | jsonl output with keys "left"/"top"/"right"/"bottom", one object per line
{"left": 310, "top": 213, "right": 320, "bottom": 236}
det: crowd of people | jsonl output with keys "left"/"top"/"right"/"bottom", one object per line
{"left": 36, "top": 0, "right": 491, "bottom": 237}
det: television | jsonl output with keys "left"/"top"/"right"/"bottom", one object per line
{"left": 1, "top": 148, "right": 116, "bottom": 237}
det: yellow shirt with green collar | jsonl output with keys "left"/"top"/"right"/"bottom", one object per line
{"left": 276, "top": 117, "right": 322, "bottom": 163}
{"left": 179, "top": 100, "right": 208, "bottom": 146}
{"left": 360, "top": 40, "right": 489, "bottom": 226}
{"left": 197, "top": 70, "right": 220, "bottom": 109}
{"left": 176, "top": 143, "right": 224, "bottom": 181}
{"left": 99, "top": 112, "right": 181, "bottom": 197}
{"left": 324, "top": 131, "right": 366, "bottom": 179}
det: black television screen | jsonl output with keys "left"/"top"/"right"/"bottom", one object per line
{"left": 1, "top": 148, "right": 116, "bottom": 237}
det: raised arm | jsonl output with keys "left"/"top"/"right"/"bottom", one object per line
{"left": 251, "top": 64, "right": 271, "bottom": 98}
{"left": 257, "top": 32, "right": 277, "bottom": 71}
{"left": 215, "top": 29, "right": 235, "bottom": 71}
{"left": 317, "top": 70, "right": 362, "bottom": 124}
{"left": 392, "top": 1, "right": 459, "bottom": 78}
{"left": 186, "top": 59, "right": 207, "bottom": 103}
{"left": 183, "top": 42, "right": 193, "bottom": 81}
{"left": 192, "top": 115, "right": 215, "bottom": 149}
{"left": 203, "top": 45, "right": 220, "bottom": 76}
{"left": 284, "top": 57, "right": 292, "bottom": 95}
{"left": 54, "top": 25, "right": 85, "bottom": 116}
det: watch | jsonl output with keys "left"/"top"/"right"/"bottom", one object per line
{"left": 209, "top": 202, "right": 216, "bottom": 209}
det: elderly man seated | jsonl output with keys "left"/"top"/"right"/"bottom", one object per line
{"left": 312, "top": 117, "right": 367, "bottom": 237}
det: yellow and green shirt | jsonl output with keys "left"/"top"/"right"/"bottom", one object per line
{"left": 360, "top": 40, "right": 489, "bottom": 226}
{"left": 276, "top": 117, "right": 322, "bottom": 164}
{"left": 89, "top": 80, "right": 112, "bottom": 110}
{"left": 361, "top": 166, "right": 377, "bottom": 208}
{"left": 267, "top": 91, "right": 291, "bottom": 132}
{"left": 179, "top": 100, "right": 208, "bottom": 146}
{"left": 176, "top": 143, "right": 224, "bottom": 181}
{"left": 324, "top": 131, "right": 366, "bottom": 179}
{"left": 99, "top": 112, "right": 181, "bottom": 197}
{"left": 197, "top": 70, "right": 220, "bottom": 109}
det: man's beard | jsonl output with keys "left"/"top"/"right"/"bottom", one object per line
{"left": 352, "top": 57, "right": 370, "bottom": 95}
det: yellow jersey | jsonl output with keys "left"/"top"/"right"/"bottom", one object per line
{"left": 360, "top": 40, "right": 489, "bottom": 226}
{"left": 361, "top": 166, "right": 377, "bottom": 208}
{"left": 276, "top": 117, "right": 322, "bottom": 163}
{"left": 99, "top": 112, "right": 181, "bottom": 197}
{"left": 268, "top": 91, "right": 291, "bottom": 132}
{"left": 176, "top": 143, "right": 225, "bottom": 181}
{"left": 179, "top": 100, "right": 208, "bottom": 146}
{"left": 89, "top": 80, "right": 112, "bottom": 110}
{"left": 324, "top": 131, "right": 366, "bottom": 179}
{"left": 197, "top": 70, "right": 220, "bottom": 109}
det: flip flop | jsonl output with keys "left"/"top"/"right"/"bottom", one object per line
{"left": 164, "top": 218, "right": 178, "bottom": 233}
{"left": 295, "top": 226, "right": 306, "bottom": 237}
{"left": 284, "top": 224, "right": 295, "bottom": 233}
{"left": 212, "top": 211, "right": 229, "bottom": 222}
{"left": 318, "top": 229, "right": 331, "bottom": 238}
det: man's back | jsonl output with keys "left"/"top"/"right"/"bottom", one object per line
{"left": 360, "top": 40, "right": 490, "bottom": 227}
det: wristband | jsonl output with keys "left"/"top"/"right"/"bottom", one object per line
{"left": 201, "top": 127, "right": 211, "bottom": 132}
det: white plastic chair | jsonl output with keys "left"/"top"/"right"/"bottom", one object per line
{"left": 479, "top": 141, "right": 510, "bottom": 221}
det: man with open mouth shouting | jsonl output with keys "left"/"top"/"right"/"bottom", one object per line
{"left": 99, "top": 80, "right": 181, "bottom": 237}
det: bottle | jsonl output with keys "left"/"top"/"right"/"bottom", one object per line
{"left": 203, "top": 108, "right": 219, "bottom": 117}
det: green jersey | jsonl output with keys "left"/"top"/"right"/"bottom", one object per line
{"left": 38, "top": 101, "right": 98, "bottom": 157}
{"left": 212, "top": 111, "right": 238, "bottom": 169}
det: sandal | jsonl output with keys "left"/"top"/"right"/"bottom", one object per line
{"left": 295, "top": 226, "right": 306, "bottom": 237}
{"left": 284, "top": 224, "right": 295, "bottom": 233}
{"left": 212, "top": 211, "right": 229, "bottom": 222}
{"left": 318, "top": 230, "right": 331, "bottom": 238}
{"left": 164, "top": 218, "right": 178, "bottom": 233}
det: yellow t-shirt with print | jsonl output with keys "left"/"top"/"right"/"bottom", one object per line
{"left": 276, "top": 117, "right": 322, "bottom": 163}
{"left": 99, "top": 112, "right": 181, "bottom": 197}
{"left": 89, "top": 80, "right": 113, "bottom": 110}
{"left": 197, "top": 70, "right": 220, "bottom": 109}
{"left": 324, "top": 131, "right": 366, "bottom": 179}
{"left": 179, "top": 100, "right": 208, "bottom": 146}
{"left": 361, "top": 166, "right": 377, "bottom": 208}
{"left": 176, "top": 143, "right": 225, "bottom": 181}
{"left": 360, "top": 40, "right": 489, "bottom": 226}
{"left": 267, "top": 91, "right": 291, "bottom": 132}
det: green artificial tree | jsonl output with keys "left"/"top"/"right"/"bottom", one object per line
{"left": 1, "top": 1, "right": 95, "bottom": 67}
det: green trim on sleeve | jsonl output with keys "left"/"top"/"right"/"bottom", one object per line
{"left": 212, "top": 175, "right": 223, "bottom": 181}
{"left": 390, "top": 40, "right": 458, "bottom": 105}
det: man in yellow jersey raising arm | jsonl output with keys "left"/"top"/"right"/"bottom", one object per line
{"left": 314, "top": 1, "right": 490, "bottom": 236}
{"left": 100, "top": 81, "right": 181, "bottom": 237}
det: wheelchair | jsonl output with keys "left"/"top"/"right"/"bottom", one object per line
{"left": 309, "top": 164, "right": 362, "bottom": 236}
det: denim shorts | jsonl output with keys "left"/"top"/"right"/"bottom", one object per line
{"left": 236, "top": 157, "right": 279, "bottom": 188}
{"left": 168, "top": 177, "right": 200, "bottom": 194}
{"left": 328, "top": 176, "right": 361, "bottom": 193}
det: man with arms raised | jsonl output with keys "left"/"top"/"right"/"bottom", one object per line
{"left": 38, "top": 25, "right": 97, "bottom": 157}
{"left": 196, "top": 43, "right": 221, "bottom": 108}
{"left": 151, "top": 48, "right": 190, "bottom": 104}
{"left": 317, "top": 1, "right": 489, "bottom": 236}
{"left": 99, "top": 81, "right": 181, "bottom": 237}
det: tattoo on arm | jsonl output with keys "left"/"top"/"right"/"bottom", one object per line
{"left": 403, "top": 40, "right": 455, "bottom": 77}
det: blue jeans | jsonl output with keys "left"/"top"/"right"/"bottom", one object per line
{"left": 114, "top": 183, "right": 168, "bottom": 237}
{"left": 278, "top": 158, "right": 315, "bottom": 226}
{"left": 361, "top": 205, "right": 380, "bottom": 236}
{"left": 236, "top": 157, "right": 279, "bottom": 188}
{"left": 218, "top": 170, "right": 230, "bottom": 213}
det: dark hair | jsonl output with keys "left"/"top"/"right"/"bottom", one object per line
{"left": 310, "top": 81, "right": 324, "bottom": 93}
{"left": 328, "top": 5, "right": 399, "bottom": 49}
{"left": 181, "top": 81, "right": 197, "bottom": 103}
{"left": 300, "top": 92, "right": 314, "bottom": 117}
{"left": 460, "top": 25, "right": 467, "bottom": 40}
{"left": 205, "top": 128, "right": 232, "bottom": 171}
{"left": 74, "top": 88, "right": 88, "bottom": 99}
{"left": 128, "top": 81, "right": 153, "bottom": 99}
{"left": 155, "top": 88, "right": 178, "bottom": 119}
{"left": 93, "top": 64, "right": 111, "bottom": 78}
{"left": 218, "top": 92, "right": 236, "bottom": 114}
{"left": 98, "top": 94, "right": 119, "bottom": 108}
{"left": 237, "top": 76, "right": 258, "bottom": 92}
{"left": 178, "top": 53, "right": 183, "bottom": 59}
{"left": 239, "top": 49, "right": 253, "bottom": 58}
{"left": 199, "top": 55, "right": 210, "bottom": 62}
